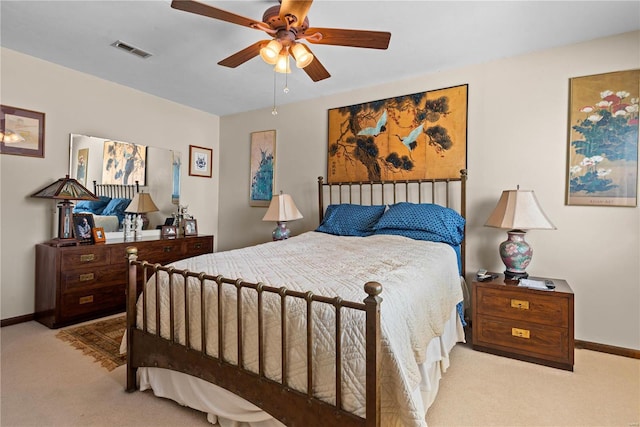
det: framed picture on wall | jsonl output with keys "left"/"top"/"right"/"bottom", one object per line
{"left": 0, "top": 105, "right": 45, "bottom": 158}
{"left": 566, "top": 69, "right": 639, "bottom": 207}
{"left": 249, "top": 130, "right": 276, "bottom": 207}
{"left": 189, "top": 145, "right": 213, "bottom": 177}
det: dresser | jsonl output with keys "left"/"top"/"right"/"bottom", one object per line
{"left": 472, "top": 274, "right": 574, "bottom": 371}
{"left": 35, "top": 235, "right": 214, "bottom": 328}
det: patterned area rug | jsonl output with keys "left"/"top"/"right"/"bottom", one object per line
{"left": 56, "top": 315, "right": 126, "bottom": 371}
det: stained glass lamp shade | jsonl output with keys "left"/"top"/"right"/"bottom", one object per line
{"left": 262, "top": 193, "right": 303, "bottom": 240}
{"left": 31, "top": 175, "right": 98, "bottom": 246}
{"left": 485, "top": 187, "right": 555, "bottom": 279}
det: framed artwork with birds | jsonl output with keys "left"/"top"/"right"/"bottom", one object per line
{"left": 327, "top": 84, "right": 468, "bottom": 183}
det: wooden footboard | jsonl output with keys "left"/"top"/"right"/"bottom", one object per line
{"left": 125, "top": 247, "right": 382, "bottom": 427}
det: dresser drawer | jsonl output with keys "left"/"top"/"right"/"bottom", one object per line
{"left": 60, "top": 285, "right": 124, "bottom": 318}
{"left": 61, "top": 265, "right": 126, "bottom": 292}
{"left": 475, "top": 287, "right": 569, "bottom": 328}
{"left": 61, "top": 246, "right": 111, "bottom": 270}
{"left": 126, "top": 240, "right": 185, "bottom": 265}
{"left": 475, "top": 316, "right": 570, "bottom": 362}
{"left": 184, "top": 236, "right": 213, "bottom": 256}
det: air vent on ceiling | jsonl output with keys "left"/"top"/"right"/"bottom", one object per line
{"left": 111, "top": 40, "right": 152, "bottom": 59}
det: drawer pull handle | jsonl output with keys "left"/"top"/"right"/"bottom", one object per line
{"left": 163, "top": 247, "right": 172, "bottom": 252}
{"left": 512, "top": 327, "right": 530, "bottom": 339}
{"left": 80, "top": 254, "right": 95, "bottom": 262}
{"left": 510, "top": 299, "right": 529, "bottom": 310}
{"left": 79, "top": 273, "right": 95, "bottom": 282}
{"left": 79, "top": 295, "right": 94, "bottom": 305}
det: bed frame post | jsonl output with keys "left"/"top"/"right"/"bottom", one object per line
{"left": 125, "top": 246, "right": 138, "bottom": 392}
{"left": 363, "top": 281, "right": 382, "bottom": 427}
{"left": 318, "top": 176, "right": 325, "bottom": 224}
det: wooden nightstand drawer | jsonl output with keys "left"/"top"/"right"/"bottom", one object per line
{"left": 476, "top": 286, "right": 569, "bottom": 328}
{"left": 475, "top": 316, "right": 570, "bottom": 361}
{"left": 472, "top": 274, "right": 574, "bottom": 371}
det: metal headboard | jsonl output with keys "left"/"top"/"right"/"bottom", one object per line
{"left": 318, "top": 169, "right": 467, "bottom": 275}
{"left": 93, "top": 180, "right": 140, "bottom": 199}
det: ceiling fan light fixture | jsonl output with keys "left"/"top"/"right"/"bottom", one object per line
{"left": 274, "top": 52, "right": 291, "bottom": 74}
{"left": 260, "top": 40, "right": 282, "bottom": 65}
{"left": 291, "top": 43, "right": 314, "bottom": 69}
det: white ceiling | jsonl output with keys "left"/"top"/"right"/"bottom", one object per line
{"left": 2, "top": 1, "right": 639, "bottom": 117}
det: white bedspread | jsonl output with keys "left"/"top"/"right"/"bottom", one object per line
{"left": 135, "top": 231, "right": 462, "bottom": 427}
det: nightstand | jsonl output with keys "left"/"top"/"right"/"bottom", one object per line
{"left": 472, "top": 274, "right": 574, "bottom": 371}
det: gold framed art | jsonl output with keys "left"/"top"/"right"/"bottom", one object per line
{"left": 566, "top": 69, "right": 639, "bottom": 207}
{"left": 327, "top": 85, "right": 468, "bottom": 183}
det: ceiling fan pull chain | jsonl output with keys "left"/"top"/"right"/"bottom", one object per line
{"left": 272, "top": 71, "right": 278, "bottom": 116}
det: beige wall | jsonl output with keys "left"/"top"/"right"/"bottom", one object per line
{"left": 0, "top": 48, "right": 220, "bottom": 320}
{"left": 219, "top": 31, "right": 640, "bottom": 350}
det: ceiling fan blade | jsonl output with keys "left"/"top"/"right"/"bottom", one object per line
{"left": 171, "top": 0, "right": 263, "bottom": 30}
{"left": 218, "top": 41, "right": 267, "bottom": 68}
{"left": 305, "top": 27, "right": 391, "bottom": 50}
{"left": 300, "top": 55, "right": 331, "bottom": 82}
{"left": 279, "top": 0, "right": 313, "bottom": 28}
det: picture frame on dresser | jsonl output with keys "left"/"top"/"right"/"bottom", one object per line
{"left": 92, "top": 227, "right": 106, "bottom": 243}
{"left": 73, "top": 213, "right": 95, "bottom": 244}
{"left": 161, "top": 225, "right": 177, "bottom": 239}
{"left": 184, "top": 219, "right": 197, "bottom": 236}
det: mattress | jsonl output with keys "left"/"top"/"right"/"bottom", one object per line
{"left": 128, "top": 231, "right": 464, "bottom": 426}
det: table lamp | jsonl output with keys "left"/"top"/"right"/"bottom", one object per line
{"left": 30, "top": 175, "right": 99, "bottom": 247}
{"left": 125, "top": 192, "right": 159, "bottom": 231}
{"left": 484, "top": 187, "right": 556, "bottom": 279}
{"left": 262, "top": 192, "right": 303, "bottom": 240}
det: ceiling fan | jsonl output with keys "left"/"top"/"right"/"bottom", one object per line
{"left": 170, "top": 0, "right": 391, "bottom": 82}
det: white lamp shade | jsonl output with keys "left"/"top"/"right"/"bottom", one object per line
{"left": 262, "top": 193, "right": 303, "bottom": 222}
{"left": 125, "top": 192, "right": 159, "bottom": 214}
{"left": 485, "top": 189, "right": 555, "bottom": 230}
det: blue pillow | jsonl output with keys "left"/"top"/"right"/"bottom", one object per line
{"left": 316, "top": 204, "right": 386, "bottom": 237}
{"left": 73, "top": 196, "right": 111, "bottom": 215}
{"left": 101, "top": 197, "right": 131, "bottom": 222}
{"left": 373, "top": 202, "right": 465, "bottom": 245}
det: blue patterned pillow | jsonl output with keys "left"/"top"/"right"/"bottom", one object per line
{"left": 373, "top": 202, "right": 465, "bottom": 245}
{"left": 73, "top": 196, "right": 111, "bottom": 215}
{"left": 101, "top": 197, "right": 131, "bottom": 222}
{"left": 316, "top": 204, "right": 386, "bottom": 237}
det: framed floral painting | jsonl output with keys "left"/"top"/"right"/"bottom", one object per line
{"left": 566, "top": 69, "right": 639, "bottom": 207}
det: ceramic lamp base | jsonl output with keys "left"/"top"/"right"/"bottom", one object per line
{"left": 272, "top": 221, "right": 291, "bottom": 241}
{"left": 499, "top": 230, "right": 532, "bottom": 280}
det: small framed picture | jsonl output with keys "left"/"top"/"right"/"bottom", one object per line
{"left": 183, "top": 219, "right": 198, "bottom": 236}
{"left": 1, "top": 105, "right": 46, "bottom": 158}
{"left": 73, "top": 213, "right": 95, "bottom": 244}
{"left": 189, "top": 145, "right": 213, "bottom": 177}
{"left": 161, "top": 225, "right": 177, "bottom": 239}
{"left": 92, "top": 227, "right": 106, "bottom": 243}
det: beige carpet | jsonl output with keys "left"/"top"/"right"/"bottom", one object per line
{"left": 55, "top": 315, "right": 126, "bottom": 371}
{"left": 2, "top": 320, "right": 639, "bottom": 426}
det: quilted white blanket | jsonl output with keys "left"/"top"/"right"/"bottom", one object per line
{"left": 137, "top": 231, "right": 462, "bottom": 427}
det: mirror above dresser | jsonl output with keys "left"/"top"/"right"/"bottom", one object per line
{"left": 68, "top": 133, "right": 181, "bottom": 231}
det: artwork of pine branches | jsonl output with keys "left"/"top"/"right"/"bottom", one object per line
{"left": 327, "top": 84, "right": 468, "bottom": 183}
{"left": 250, "top": 130, "right": 276, "bottom": 207}
{"left": 567, "top": 70, "right": 639, "bottom": 207}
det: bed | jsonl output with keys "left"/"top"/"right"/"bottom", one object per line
{"left": 72, "top": 181, "right": 140, "bottom": 232}
{"left": 124, "top": 171, "right": 467, "bottom": 427}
